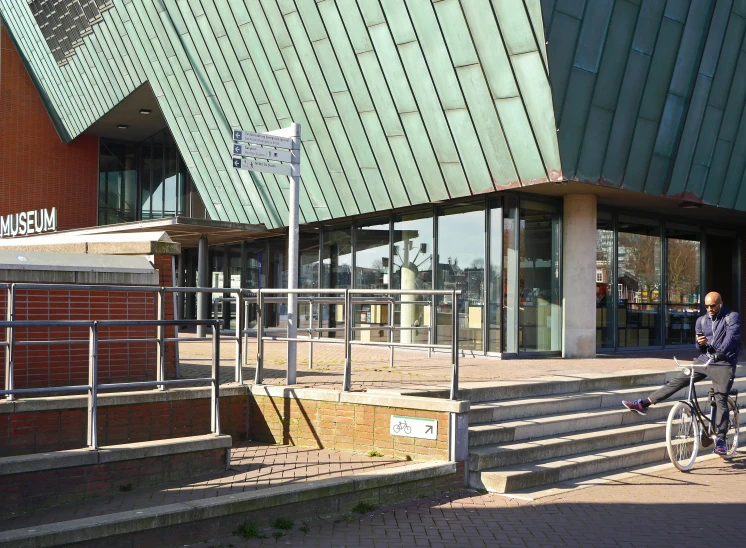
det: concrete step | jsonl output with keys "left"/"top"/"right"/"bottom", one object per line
{"left": 468, "top": 400, "right": 691, "bottom": 447}
{"left": 471, "top": 430, "right": 746, "bottom": 494}
{"left": 468, "top": 376, "right": 746, "bottom": 425}
{"left": 468, "top": 421, "right": 666, "bottom": 472}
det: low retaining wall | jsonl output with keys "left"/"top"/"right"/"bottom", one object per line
{"left": 0, "top": 387, "right": 248, "bottom": 457}
{"left": 249, "top": 386, "right": 468, "bottom": 462}
{"left": 0, "top": 435, "right": 231, "bottom": 517}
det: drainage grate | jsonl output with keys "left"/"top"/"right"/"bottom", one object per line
{"left": 27, "top": 0, "right": 113, "bottom": 66}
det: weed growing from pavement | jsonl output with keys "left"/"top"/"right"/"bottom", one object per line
{"left": 233, "top": 521, "right": 259, "bottom": 540}
{"left": 334, "top": 514, "right": 356, "bottom": 524}
{"left": 300, "top": 521, "right": 310, "bottom": 533}
{"left": 351, "top": 501, "right": 378, "bottom": 514}
{"left": 271, "top": 517, "right": 294, "bottom": 530}
{"left": 272, "top": 531, "right": 285, "bottom": 539}
{"left": 367, "top": 450, "right": 384, "bottom": 457}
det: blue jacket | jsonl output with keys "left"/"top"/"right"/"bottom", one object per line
{"left": 695, "top": 305, "right": 741, "bottom": 366}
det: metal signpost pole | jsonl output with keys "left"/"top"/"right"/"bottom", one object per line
{"left": 286, "top": 123, "right": 301, "bottom": 385}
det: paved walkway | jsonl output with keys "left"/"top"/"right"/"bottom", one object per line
{"left": 187, "top": 451, "right": 746, "bottom": 547}
{"left": 178, "top": 334, "right": 699, "bottom": 391}
{"left": 0, "top": 443, "right": 409, "bottom": 532}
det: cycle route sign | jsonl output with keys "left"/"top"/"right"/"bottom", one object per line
{"left": 390, "top": 415, "right": 437, "bottom": 440}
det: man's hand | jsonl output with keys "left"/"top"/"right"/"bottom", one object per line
{"left": 696, "top": 334, "right": 708, "bottom": 346}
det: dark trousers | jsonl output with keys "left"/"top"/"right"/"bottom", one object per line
{"left": 649, "top": 365, "right": 736, "bottom": 438}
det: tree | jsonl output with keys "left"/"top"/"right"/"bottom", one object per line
{"left": 667, "top": 239, "right": 699, "bottom": 303}
{"left": 619, "top": 233, "right": 659, "bottom": 301}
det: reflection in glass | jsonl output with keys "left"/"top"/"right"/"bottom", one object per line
{"left": 437, "top": 204, "right": 485, "bottom": 351}
{"left": 518, "top": 201, "right": 561, "bottom": 352}
{"left": 392, "top": 212, "right": 432, "bottom": 344}
{"left": 298, "top": 234, "right": 320, "bottom": 334}
{"left": 503, "top": 197, "right": 518, "bottom": 353}
{"left": 488, "top": 199, "right": 502, "bottom": 352}
{"left": 596, "top": 213, "right": 614, "bottom": 348}
{"left": 354, "top": 219, "right": 390, "bottom": 342}
{"left": 666, "top": 229, "right": 700, "bottom": 345}
{"left": 618, "top": 217, "right": 661, "bottom": 347}
{"left": 322, "top": 227, "right": 352, "bottom": 337}
{"left": 98, "top": 141, "right": 137, "bottom": 225}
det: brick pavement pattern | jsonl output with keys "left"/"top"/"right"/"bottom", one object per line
{"left": 0, "top": 443, "right": 409, "bottom": 532}
{"left": 178, "top": 335, "right": 698, "bottom": 391}
{"left": 188, "top": 454, "right": 746, "bottom": 547}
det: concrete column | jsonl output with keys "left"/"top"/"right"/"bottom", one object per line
{"left": 197, "top": 234, "right": 209, "bottom": 337}
{"left": 562, "top": 194, "right": 597, "bottom": 358}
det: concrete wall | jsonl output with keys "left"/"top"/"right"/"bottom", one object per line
{"left": 562, "top": 194, "right": 597, "bottom": 358}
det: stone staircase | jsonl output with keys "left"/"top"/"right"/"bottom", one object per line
{"left": 465, "top": 370, "right": 746, "bottom": 494}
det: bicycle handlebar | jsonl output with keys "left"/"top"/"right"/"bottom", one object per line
{"left": 673, "top": 356, "right": 714, "bottom": 369}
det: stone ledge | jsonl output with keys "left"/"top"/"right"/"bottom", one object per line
{"left": 0, "top": 435, "right": 231, "bottom": 476}
{"left": 0, "top": 461, "right": 457, "bottom": 547}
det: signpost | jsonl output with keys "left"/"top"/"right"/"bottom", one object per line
{"left": 232, "top": 124, "right": 301, "bottom": 385}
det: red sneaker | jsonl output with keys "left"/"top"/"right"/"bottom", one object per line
{"left": 622, "top": 399, "right": 648, "bottom": 416}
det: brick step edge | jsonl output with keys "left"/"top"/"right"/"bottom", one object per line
{"left": 0, "top": 461, "right": 461, "bottom": 548}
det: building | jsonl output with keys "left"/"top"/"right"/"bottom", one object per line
{"left": 1, "top": 0, "right": 745, "bottom": 359}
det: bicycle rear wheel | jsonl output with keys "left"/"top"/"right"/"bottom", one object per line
{"left": 724, "top": 398, "right": 739, "bottom": 459}
{"left": 666, "top": 401, "right": 700, "bottom": 471}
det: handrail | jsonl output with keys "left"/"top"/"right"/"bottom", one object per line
{"left": 1, "top": 317, "right": 220, "bottom": 449}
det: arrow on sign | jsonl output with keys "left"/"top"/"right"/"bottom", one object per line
{"left": 425, "top": 425, "right": 433, "bottom": 434}
{"left": 232, "top": 157, "right": 292, "bottom": 176}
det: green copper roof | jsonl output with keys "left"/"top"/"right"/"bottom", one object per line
{"left": 544, "top": 0, "right": 746, "bottom": 208}
{"left": 3, "top": 1, "right": 746, "bottom": 224}
{"left": 0, "top": 0, "right": 560, "bottom": 228}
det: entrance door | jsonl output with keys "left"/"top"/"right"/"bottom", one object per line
{"left": 705, "top": 233, "right": 738, "bottom": 308}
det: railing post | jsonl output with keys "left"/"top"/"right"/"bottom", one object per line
{"left": 255, "top": 290, "right": 264, "bottom": 385}
{"left": 244, "top": 298, "right": 250, "bottom": 366}
{"left": 429, "top": 294, "right": 434, "bottom": 359}
{"left": 87, "top": 322, "right": 99, "bottom": 449}
{"left": 308, "top": 298, "right": 314, "bottom": 370}
{"left": 235, "top": 291, "right": 243, "bottom": 384}
{"left": 211, "top": 320, "right": 221, "bottom": 435}
{"left": 388, "top": 295, "right": 394, "bottom": 369}
{"left": 4, "top": 284, "right": 14, "bottom": 401}
{"left": 156, "top": 288, "right": 166, "bottom": 391}
{"left": 343, "top": 289, "right": 352, "bottom": 391}
{"left": 450, "top": 290, "right": 459, "bottom": 401}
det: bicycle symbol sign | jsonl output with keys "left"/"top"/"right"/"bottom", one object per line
{"left": 389, "top": 415, "right": 437, "bottom": 440}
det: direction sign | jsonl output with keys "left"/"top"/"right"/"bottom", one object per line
{"left": 232, "top": 157, "right": 292, "bottom": 176}
{"left": 390, "top": 415, "right": 437, "bottom": 440}
{"left": 233, "top": 129, "right": 293, "bottom": 149}
{"left": 232, "top": 143, "right": 293, "bottom": 163}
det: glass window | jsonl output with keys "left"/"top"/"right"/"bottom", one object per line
{"left": 666, "top": 227, "right": 700, "bottom": 345}
{"left": 617, "top": 216, "right": 661, "bottom": 347}
{"left": 354, "top": 219, "right": 390, "bottom": 342}
{"left": 98, "top": 141, "right": 137, "bottom": 225}
{"left": 503, "top": 196, "right": 519, "bottom": 353}
{"left": 518, "top": 201, "right": 561, "bottom": 352}
{"left": 298, "top": 233, "right": 321, "bottom": 335}
{"left": 437, "top": 203, "right": 485, "bottom": 351}
{"left": 392, "top": 211, "right": 433, "bottom": 345}
{"left": 321, "top": 227, "right": 352, "bottom": 337}
{"left": 488, "top": 199, "right": 502, "bottom": 352}
{"left": 597, "top": 212, "right": 614, "bottom": 349}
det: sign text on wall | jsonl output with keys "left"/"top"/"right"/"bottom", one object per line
{"left": 0, "top": 208, "right": 57, "bottom": 238}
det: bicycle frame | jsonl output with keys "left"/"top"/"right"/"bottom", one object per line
{"left": 673, "top": 357, "right": 729, "bottom": 438}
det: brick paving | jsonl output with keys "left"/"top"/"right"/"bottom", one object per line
{"left": 0, "top": 443, "right": 410, "bottom": 533}
{"left": 187, "top": 452, "right": 746, "bottom": 547}
{"left": 178, "top": 334, "right": 700, "bottom": 391}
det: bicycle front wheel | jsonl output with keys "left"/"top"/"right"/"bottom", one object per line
{"left": 666, "top": 401, "right": 700, "bottom": 472}
{"left": 724, "top": 398, "right": 739, "bottom": 459}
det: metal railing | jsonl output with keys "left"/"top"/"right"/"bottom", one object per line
{"left": 0, "top": 318, "right": 220, "bottom": 449}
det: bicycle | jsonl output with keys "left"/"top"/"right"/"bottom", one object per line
{"left": 666, "top": 357, "right": 740, "bottom": 471}
{"left": 392, "top": 420, "right": 412, "bottom": 435}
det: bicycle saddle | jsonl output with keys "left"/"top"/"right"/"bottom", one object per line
{"left": 730, "top": 388, "right": 738, "bottom": 396}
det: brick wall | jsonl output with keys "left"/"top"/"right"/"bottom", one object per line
{"left": 250, "top": 395, "right": 451, "bottom": 462}
{"left": 0, "top": 24, "right": 98, "bottom": 232}
{"left": 0, "top": 448, "right": 227, "bottom": 517}
{"left": 0, "top": 394, "right": 248, "bottom": 457}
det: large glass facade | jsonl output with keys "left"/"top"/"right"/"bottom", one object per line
{"left": 488, "top": 199, "right": 502, "bottom": 351}
{"left": 596, "top": 212, "right": 614, "bottom": 349}
{"left": 665, "top": 227, "right": 700, "bottom": 345}
{"left": 98, "top": 130, "right": 201, "bottom": 226}
{"left": 437, "top": 204, "right": 485, "bottom": 351}
{"left": 518, "top": 201, "right": 561, "bottom": 352}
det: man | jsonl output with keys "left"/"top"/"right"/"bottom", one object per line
{"left": 622, "top": 292, "right": 741, "bottom": 456}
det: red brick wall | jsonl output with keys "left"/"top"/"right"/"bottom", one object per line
{"left": 250, "top": 395, "right": 451, "bottom": 462}
{"left": 0, "top": 24, "right": 99, "bottom": 232}
{"left": 0, "top": 394, "right": 248, "bottom": 457}
{"left": 0, "top": 448, "right": 227, "bottom": 517}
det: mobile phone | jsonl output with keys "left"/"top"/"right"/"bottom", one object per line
{"left": 696, "top": 332, "right": 705, "bottom": 337}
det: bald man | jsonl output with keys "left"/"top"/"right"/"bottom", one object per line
{"left": 622, "top": 292, "right": 741, "bottom": 456}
